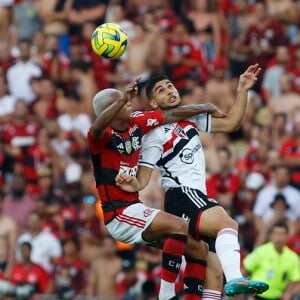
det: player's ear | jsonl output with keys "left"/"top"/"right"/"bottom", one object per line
{"left": 149, "top": 99, "right": 158, "bottom": 109}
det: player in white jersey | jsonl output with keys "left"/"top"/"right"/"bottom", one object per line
{"left": 116, "top": 64, "right": 269, "bottom": 298}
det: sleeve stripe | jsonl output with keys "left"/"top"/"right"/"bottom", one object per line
{"left": 205, "top": 113, "right": 209, "bottom": 132}
{"left": 139, "top": 161, "right": 155, "bottom": 168}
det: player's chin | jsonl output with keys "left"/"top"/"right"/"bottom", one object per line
{"left": 167, "top": 100, "right": 180, "bottom": 108}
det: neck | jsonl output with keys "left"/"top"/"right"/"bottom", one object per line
{"left": 274, "top": 243, "right": 284, "bottom": 253}
{"left": 111, "top": 120, "right": 128, "bottom": 131}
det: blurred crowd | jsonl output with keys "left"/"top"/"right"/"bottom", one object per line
{"left": 0, "top": 0, "right": 299, "bottom": 299}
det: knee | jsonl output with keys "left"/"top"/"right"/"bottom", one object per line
{"left": 170, "top": 217, "right": 189, "bottom": 236}
{"left": 186, "top": 240, "right": 209, "bottom": 260}
{"left": 220, "top": 217, "right": 239, "bottom": 232}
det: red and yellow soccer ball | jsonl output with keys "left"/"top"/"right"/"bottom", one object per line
{"left": 91, "top": 22, "right": 128, "bottom": 60}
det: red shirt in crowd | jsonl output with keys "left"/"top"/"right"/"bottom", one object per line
{"left": 53, "top": 256, "right": 87, "bottom": 294}
{"left": 280, "top": 138, "right": 300, "bottom": 186}
{"left": 166, "top": 40, "right": 204, "bottom": 91}
{"left": 10, "top": 263, "right": 50, "bottom": 293}
{"left": 208, "top": 169, "right": 240, "bottom": 197}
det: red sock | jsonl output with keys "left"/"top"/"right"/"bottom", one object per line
{"left": 161, "top": 234, "right": 187, "bottom": 282}
{"left": 184, "top": 256, "right": 207, "bottom": 300}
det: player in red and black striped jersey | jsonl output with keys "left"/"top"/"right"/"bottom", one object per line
{"left": 87, "top": 78, "right": 224, "bottom": 300}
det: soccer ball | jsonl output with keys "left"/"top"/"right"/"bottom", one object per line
{"left": 91, "top": 23, "right": 128, "bottom": 59}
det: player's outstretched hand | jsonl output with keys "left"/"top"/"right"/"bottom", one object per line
{"left": 123, "top": 77, "right": 140, "bottom": 102}
{"left": 238, "top": 64, "right": 261, "bottom": 90}
{"left": 115, "top": 174, "right": 138, "bottom": 192}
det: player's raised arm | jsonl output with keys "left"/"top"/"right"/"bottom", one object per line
{"left": 162, "top": 103, "right": 225, "bottom": 124}
{"left": 211, "top": 64, "right": 261, "bottom": 133}
{"left": 90, "top": 78, "right": 139, "bottom": 139}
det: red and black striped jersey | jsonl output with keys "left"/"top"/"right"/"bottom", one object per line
{"left": 87, "top": 110, "right": 164, "bottom": 219}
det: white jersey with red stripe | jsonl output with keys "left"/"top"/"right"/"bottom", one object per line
{"left": 139, "top": 113, "right": 211, "bottom": 193}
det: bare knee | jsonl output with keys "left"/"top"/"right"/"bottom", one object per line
{"left": 170, "top": 218, "right": 188, "bottom": 236}
{"left": 185, "top": 239, "right": 208, "bottom": 260}
{"left": 215, "top": 214, "right": 238, "bottom": 234}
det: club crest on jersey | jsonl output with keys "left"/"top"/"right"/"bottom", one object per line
{"left": 174, "top": 126, "right": 188, "bottom": 139}
{"left": 124, "top": 140, "right": 132, "bottom": 154}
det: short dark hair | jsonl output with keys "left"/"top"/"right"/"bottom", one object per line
{"left": 145, "top": 75, "right": 169, "bottom": 99}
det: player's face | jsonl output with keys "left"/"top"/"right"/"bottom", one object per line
{"left": 150, "top": 80, "right": 180, "bottom": 109}
{"left": 117, "top": 100, "right": 132, "bottom": 121}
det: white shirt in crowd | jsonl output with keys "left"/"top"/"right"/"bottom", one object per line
{"left": 0, "top": 94, "right": 16, "bottom": 117}
{"left": 15, "top": 230, "right": 62, "bottom": 272}
{"left": 6, "top": 60, "right": 42, "bottom": 103}
{"left": 57, "top": 113, "right": 92, "bottom": 137}
{"left": 254, "top": 184, "right": 300, "bottom": 222}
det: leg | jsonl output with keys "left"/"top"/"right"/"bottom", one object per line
{"left": 198, "top": 206, "right": 269, "bottom": 296}
{"left": 202, "top": 252, "right": 223, "bottom": 300}
{"left": 143, "top": 211, "right": 189, "bottom": 300}
{"left": 183, "top": 237, "right": 208, "bottom": 300}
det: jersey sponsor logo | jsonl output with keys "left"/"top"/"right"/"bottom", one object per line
{"left": 143, "top": 208, "right": 155, "bottom": 217}
{"left": 118, "top": 165, "right": 138, "bottom": 176}
{"left": 179, "top": 144, "right": 201, "bottom": 164}
{"left": 146, "top": 118, "right": 159, "bottom": 127}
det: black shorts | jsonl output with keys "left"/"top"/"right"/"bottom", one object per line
{"left": 165, "top": 186, "right": 219, "bottom": 252}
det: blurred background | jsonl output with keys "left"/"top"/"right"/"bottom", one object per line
{"left": 0, "top": 0, "right": 299, "bottom": 299}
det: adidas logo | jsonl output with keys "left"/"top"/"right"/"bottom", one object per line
{"left": 117, "top": 143, "right": 124, "bottom": 152}
{"left": 164, "top": 127, "right": 171, "bottom": 133}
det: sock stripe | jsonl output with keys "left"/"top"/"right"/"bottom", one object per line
{"left": 185, "top": 257, "right": 207, "bottom": 266}
{"left": 184, "top": 295, "right": 202, "bottom": 300}
{"left": 217, "top": 228, "right": 238, "bottom": 237}
{"left": 169, "top": 233, "right": 188, "bottom": 243}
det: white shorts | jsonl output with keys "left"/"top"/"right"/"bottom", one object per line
{"left": 106, "top": 203, "right": 160, "bottom": 244}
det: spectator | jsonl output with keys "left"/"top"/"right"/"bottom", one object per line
{"left": 2, "top": 174, "right": 36, "bottom": 231}
{"left": 13, "top": 0, "right": 43, "bottom": 40}
{"left": 0, "top": 74, "right": 16, "bottom": 122}
{"left": 165, "top": 20, "right": 203, "bottom": 92}
{"left": 52, "top": 237, "right": 88, "bottom": 299}
{"left": 280, "top": 109, "right": 300, "bottom": 189}
{"left": 9, "top": 242, "right": 50, "bottom": 296}
{"left": 207, "top": 146, "right": 240, "bottom": 210}
{"left": 204, "top": 56, "right": 234, "bottom": 113}
{"left": 244, "top": 221, "right": 300, "bottom": 300}
{"left": 186, "top": 0, "right": 221, "bottom": 61}
{"left": 117, "top": 259, "right": 148, "bottom": 300}
{"left": 86, "top": 235, "right": 122, "bottom": 298}
{"left": 268, "top": 74, "right": 299, "bottom": 116}
{"left": 16, "top": 211, "right": 62, "bottom": 273}
{"left": 1, "top": 100, "right": 40, "bottom": 180}
{"left": 0, "top": 192, "right": 17, "bottom": 278}
{"left": 78, "top": 194, "right": 105, "bottom": 263}
{"left": 262, "top": 45, "right": 290, "bottom": 101}
{"left": 6, "top": 40, "right": 42, "bottom": 103}
{"left": 69, "top": 60, "right": 97, "bottom": 116}
{"left": 68, "top": 0, "right": 109, "bottom": 36}
{"left": 254, "top": 164, "right": 300, "bottom": 245}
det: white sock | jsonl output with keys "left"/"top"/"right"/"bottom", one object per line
{"left": 159, "top": 279, "right": 176, "bottom": 300}
{"left": 202, "top": 289, "right": 222, "bottom": 300}
{"left": 215, "top": 228, "right": 243, "bottom": 282}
